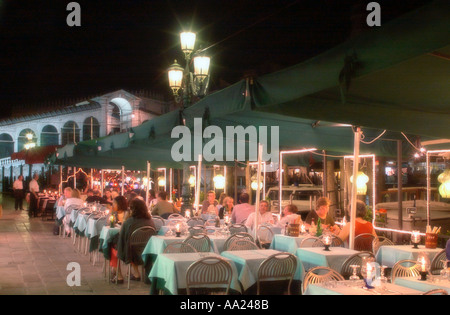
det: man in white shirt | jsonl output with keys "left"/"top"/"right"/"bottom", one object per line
{"left": 245, "top": 200, "right": 274, "bottom": 231}
{"left": 28, "top": 174, "right": 40, "bottom": 218}
{"left": 231, "top": 193, "right": 254, "bottom": 224}
{"left": 276, "top": 204, "right": 302, "bottom": 228}
{"left": 13, "top": 175, "right": 24, "bottom": 211}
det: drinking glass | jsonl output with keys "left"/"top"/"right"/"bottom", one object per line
{"left": 349, "top": 265, "right": 360, "bottom": 283}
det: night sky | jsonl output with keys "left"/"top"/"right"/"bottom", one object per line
{"left": 0, "top": 0, "right": 432, "bottom": 119}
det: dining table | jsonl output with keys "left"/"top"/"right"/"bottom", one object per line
{"left": 221, "top": 249, "right": 305, "bottom": 293}
{"left": 393, "top": 276, "right": 450, "bottom": 294}
{"left": 376, "top": 245, "right": 444, "bottom": 268}
{"left": 296, "top": 247, "right": 360, "bottom": 273}
{"left": 303, "top": 280, "right": 423, "bottom": 295}
{"left": 98, "top": 225, "right": 120, "bottom": 260}
{"left": 269, "top": 234, "right": 310, "bottom": 254}
{"left": 148, "top": 252, "right": 241, "bottom": 295}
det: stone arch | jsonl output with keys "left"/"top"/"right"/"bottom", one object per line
{"left": 41, "top": 125, "right": 59, "bottom": 146}
{"left": 83, "top": 116, "right": 100, "bottom": 141}
{"left": 109, "top": 97, "right": 133, "bottom": 133}
{"left": 17, "top": 128, "right": 37, "bottom": 151}
{"left": 0, "top": 133, "right": 14, "bottom": 158}
{"left": 61, "top": 121, "right": 80, "bottom": 145}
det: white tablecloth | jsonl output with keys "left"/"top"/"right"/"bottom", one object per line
{"left": 376, "top": 245, "right": 444, "bottom": 268}
{"left": 296, "top": 247, "right": 359, "bottom": 273}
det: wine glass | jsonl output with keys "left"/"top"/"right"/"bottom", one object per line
{"left": 379, "top": 265, "right": 389, "bottom": 289}
{"left": 440, "top": 260, "right": 449, "bottom": 281}
{"left": 349, "top": 265, "right": 360, "bottom": 283}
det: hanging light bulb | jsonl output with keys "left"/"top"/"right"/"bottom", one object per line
{"left": 213, "top": 174, "right": 225, "bottom": 189}
{"left": 350, "top": 171, "right": 369, "bottom": 195}
{"left": 158, "top": 177, "right": 166, "bottom": 187}
{"left": 438, "top": 169, "right": 450, "bottom": 198}
{"left": 251, "top": 180, "right": 263, "bottom": 191}
{"left": 188, "top": 175, "right": 196, "bottom": 187}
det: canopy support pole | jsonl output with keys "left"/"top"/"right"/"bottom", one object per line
{"left": 146, "top": 161, "right": 151, "bottom": 203}
{"left": 59, "top": 165, "right": 63, "bottom": 195}
{"left": 73, "top": 167, "right": 76, "bottom": 189}
{"left": 121, "top": 166, "right": 125, "bottom": 196}
{"left": 254, "top": 144, "right": 263, "bottom": 238}
{"left": 397, "top": 140, "right": 403, "bottom": 234}
{"left": 100, "top": 170, "right": 104, "bottom": 196}
{"left": 349, "top": 127, "right": 361, "bottom": 250}
{"left": 169, "top": 168, "right": 173, "bottom": 202}
{"left": 195, "top": 155, "right": 202, "bottom": 216}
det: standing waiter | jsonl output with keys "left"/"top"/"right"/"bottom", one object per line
{"left": 13, "top": 175, "right": 25, "bottom": 211}
{"left": 29, "top": 173, "right": 40, "bottom": 218}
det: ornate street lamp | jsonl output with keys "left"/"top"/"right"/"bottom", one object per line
{"left": 167, "top": 31, "right": 211, "bottom": 212}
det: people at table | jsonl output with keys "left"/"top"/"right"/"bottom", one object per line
{"left": 147, "top": 189, "right": 157, "bottom": 210}
{"left": 57, "top": 187, "right": 73, "bottom": 207}
{"left": 305, "top": 197, "right": 340, "bottom": 234}
{"left": 28, "top": 173, "right": 40, "bottom": 218}
{"left": 151, "top": 191, "right": 180, "bottom": 219}
{"left": 62, "top": 188, "right": 84, "bottom": 235}
{"left": 245, "top": 200, "right": 274, "bottom": 230}
{"left": 85, "top": 189, "right": 107, "bottom": 204}
{"left": 446, "top": 239, "right": 450, "bottom": 262}
{"left": 338, "top": 200, "right": 378, "bottom": 249}
{"left": 103, "top": 190, "right": 113, "bottom": 205}
{"left": 202, "top": 190, "right": 219, "bottom": 216}
{"left": 13, "top": 175, "right": 25, "bottom": 211}
{"left": 219, "top": 196, "right": 234, "bottom": 219}
{"left": 114, "top": 199, "right": 156, "bottom": 283}
{"left": 112, "top": 195, "right": 129, "bottom": 223}
{"left": 231, "top": 193, "right": 254, "bottom": 224}
{"left": 277, "top": 204, "right": 302, "bottom": 228}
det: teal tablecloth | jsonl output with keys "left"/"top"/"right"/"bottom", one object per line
{"left": 221, "top": 249, "right": 305, "bottom": 291}
{"left": 394, "top": 277, "right": 450, "bottom": 293}
{"left": 376, "top": 245, "right": 444, "bottom": 268}
{"left": 148, "top": 252, "right": 241, "bottom": 295}
{"left": 296, "top": 247, "right": 359, "bottom": 273}
{"left": 56, "top": 206, "right": 65, "bottom": 220}
{"left": 270, "top": 234, "right": 309, "bottom": 254}
{"left": 99, "top": 226, "right": 120, "bottom": 260}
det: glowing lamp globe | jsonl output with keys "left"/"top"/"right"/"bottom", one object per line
{"left": 180, "top": 32, "right": 196, "bottom": 56}
{"left": 438, "top": 170, "right": 450, "bottom": 198}
{"left": 213, "top": 175, "right": 225, "bottom": 189}
{"left": 188, "top": 175, "right": 196, "bottom": 187}
{"left": 350, "top": 171, "right": 369, "bottom": 195}
{"left": 251, "top": 180, "right": 263, "bottom": 191}
{"left": 193, "top": 55, "right": 210, "bottom": 82}
{"left": 168, "top": 60, "right": 184, "bottom": 94}
{"left": 158, "top": 177, "right": 166, "bottom": 187}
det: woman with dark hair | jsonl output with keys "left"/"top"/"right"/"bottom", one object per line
{"left": 112, "top": 195, "right": 129, "bottom": 223}
{"left": 113, "top": 199, "right": 155, "bottom": 283}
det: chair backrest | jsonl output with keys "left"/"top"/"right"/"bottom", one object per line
{"left": 257, "top": 252, "right": 298, "bottom": 295}
{"left": 422, "top": 289, "right": 448, "bottom": 295}
{"left": 204, "top": 219, "right": 217, "bottom": 227}
{"left": 373, "top": 236, "right": 395, "bottom": 256}
{"left": 189, "top": 226, "right": 206, "bottom": 236}
{"left": 256, "top": 225, "right": 274, "bottom": 248}
{"left": 227, "top": 239, "right": 259, "bottom": 251}
{"left": 229, "top": 224, "right": 247, "bottom": 235}
{"left": 168, "top": 213, "right": 184, "bottom": 221}
{"left": 163, "top": 241, "right": 198, "bottom": 253}
{"left": 183, "top": 234, "right": 212, "bottom": 252}
{"left": 354, "top": 233, "right": 377, "bottom": 252}
{"left": 130, "top": 226, "right": 157, "bottom": 247}
{"left": 430, "top": 249, "right": 447, "bottom": 275}
{"left": 302, "top": 267, "right": 345, "bottom": 293}
{"left": 65, "top": 204, "right": 81, "bottom": 215}
{"left": 391, "top": 259, "right": 421, "bottom": 282}
{"left": 340, "top": 251, "right": 375, "bottom": 279}
{"left": 312, "top": 235, "right": 345, "bottom": 248}
{"left": 223, "top": 232, "right": 256, "bottom": 251}
{"left": 187, "top": 217, "right": 205, "bottom": 227}
{"left": 45, "top": 200, "right": 56, "bottom": 210}
{"left": 151, "top": 215, "right": 165, "bottom": 232}
{"left": 300, "top": 237, "right": 321, "bottom": 248}
{"left": 186, "top": 256, "right": 233, "bottom": 295}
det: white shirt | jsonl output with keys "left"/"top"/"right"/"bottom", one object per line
{"left": 29, "top": 179, "right": 39, "bottom": 193}
{"left": 277, "top": 214, "right": 302, "bottom": 228}
{"left": 13, "top": 180, "right": 23, "bottom": 190}
{"left": 64, "top": 198, "right": 84, "bottom": 212}
{"left": 245, "top": 211, "right": 274, "bottom": 230}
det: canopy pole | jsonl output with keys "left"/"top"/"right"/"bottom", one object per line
{"left": 59, "top": 165, "right": 63, "bottom": 195}
{"left": 90, "top": 169, "right": 94, "bottom": 189}
{"left": 121, "top": 166, "right": 125, "bottom": 196}
{"left": 169, "top": 168, "right": 173, "bottom": 202}
{"left": 254, "top": 144, "right": 263, "bottom": 238}
{"left": 349, "top": 127, "right": 361, "bottom": 250}
{"left": 73, "top": 167, "right": 77, "bottom": 189}
{"left": 195, "top": 155, "right": 202, "bottom": 216}
{"left": 100, "top": 169, "right": 104, "bottom": 196}
{"left": 224, "top": 166, "right": 227, "bottom": 196}
{"left": 279, "top": 151, "right": 283, "bottom": 215}
{"left": 397, "top": 140, "right": 403, "bottom": 234}
{"left": 146, "top": 161, "right": 151, "bottom": 203}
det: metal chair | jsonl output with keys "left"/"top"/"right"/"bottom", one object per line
{"left": 183, "top": 234, "right": 212, "bottom": 253}
{"left": 229, "top": 224, "right": 247, "bottom": 235}
{"left": 167, "top": 213, "right": 184, "bottom": 221}
{"left": 302, "top": 266, "right": 345, "bottom": 294}
{"left": 163, "top": 242, "right": 198, "bottom": 253}
{"left": 204, "top": 219, "right": 217, "bottom": 227}
{"left": 256, "top": 225, "right": 274, "bottom": 249}
{"left": 223, "top": 232, "right": 256, "bottom": 251}
{"left": 126, "top": 226, "right": 157, "bottom": 289}
{"left": 187, "top": 217, "right": 205, "bottom": 227}
{"left": 391, "top": 259, "right": 421, "bottom": 282}
{"left": 299, "top": 236, "right": 321, "bottom": 248}
{"left": 430, "top": 249, "right": 447, "bottom": 275}
{"left": 227, "top": 239, "right": 259, "bottom": 251}
{"left": 188, "top": 225, "right": 206, "bottom": 236}
{"left": 354, "top": 233, "right": 377, "bottom": 252}
{"left": 373, "top": 236, "right": 395, "bottom": 257}
{"left": 340, "top": 251, "right": 375, "bottom": 279}
{"left": 91, "top": 216, "right": 108, "bottom": 266}
{"left": 186, "top": 256, "right": 234, "bottom": 295}
{"left": 422, "top": 289, "right": 448, "bottom": 295}
{"left": 312, "top": 235, "right": 345, "bottom": 248}
{"left": 41, "top": 199, "right": 56, "bottom": 221}
{"left": 257, "top": 252, "right": 298, "bottom": 295}
{"left": 151, "top": 215, "right": 165, "bottom": 232}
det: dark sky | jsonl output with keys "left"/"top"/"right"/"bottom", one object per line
{"left": 0, "top": 0, "right": 432, "bottom": 119}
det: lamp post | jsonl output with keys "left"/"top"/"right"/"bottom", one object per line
{"left": 167, "top": 31, "right": 211, "bottom": 212}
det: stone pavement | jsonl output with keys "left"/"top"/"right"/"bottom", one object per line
{"left": 0, "top": 193, "right": 149, "bottom": 295}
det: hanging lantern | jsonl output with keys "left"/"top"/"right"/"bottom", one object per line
{"left": 213, "top": 174, "right": 225, "bottom": 189}
{"left": 188, "top": 175, "right": 196, "bottom": 187}
{"left": 350, "top": 171, "right": 369, "bottom": 195}
{"left": 438, "top": 169, "right": 450, "bottom": 198}
{"left": 251, "top": 180, "right": 263, "bottom": 191}
{"left": 158, "top": 177, "right": 166, "bottom": 187}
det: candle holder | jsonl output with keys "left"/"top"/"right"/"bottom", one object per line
{"left": 323, "top": 244, "right": 331, "bottom": 251}
{"left": 411, "top": 231, "right": 421, "bottom": 249}
{"left": 176, "top": 231, "right": 181, "bottom": 237}
{"left": 419, "top": 271, "right": 428, "bottom": 281}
